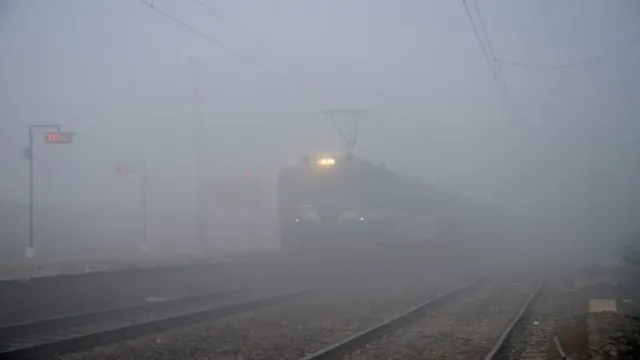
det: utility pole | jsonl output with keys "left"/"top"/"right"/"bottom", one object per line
{"left": 190, "top": 58, "right": 207, "bottom": 250}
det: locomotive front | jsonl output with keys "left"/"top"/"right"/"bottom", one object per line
{"left": 277, "top": 155, "right": 376, "bottom": 248}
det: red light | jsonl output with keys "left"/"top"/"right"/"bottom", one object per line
{"left": 44, "top": 132, "right": 73, "bottom": 144}
{"left": 241, "top": 171, "right": 252, "bottom": 178}
{"left": 116, "top": 165, "right": 136, "bottom": 175}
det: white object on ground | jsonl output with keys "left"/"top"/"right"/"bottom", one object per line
{"left": 589, "top": 298, "right": 617, "bottom": 313}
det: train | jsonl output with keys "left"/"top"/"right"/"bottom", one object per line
{"left": 277, "top": 154, "right": 508, "bottom": 249}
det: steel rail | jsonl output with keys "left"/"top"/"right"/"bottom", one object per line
{"left": 0, "top": 289, "right": 243, "bottom": 341}
{"left": 0, "top": 287, "right": 314, "bottom": 359}
{"left": 482, "top": 281, "right": 546, "bottom": 360}
{"left": 301, "top": 279, "right": 486, "bottom": 360}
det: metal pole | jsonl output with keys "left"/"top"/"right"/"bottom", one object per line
{"left": 253, "top": 163, "right": 260, "bottom": 248}
{"left": 27, "top": 128, "right": 35, "bottom": 258}
{"left": 191, "top": 58, "right": 206, "bottom": 250}
{"left": 26, "top": 124, "right": 61, "bottom": 258}
{"left": 141, "top": 161, "right": 148, "bottom": 252}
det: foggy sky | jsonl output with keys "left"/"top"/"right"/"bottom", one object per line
{"left": 1, "top": 0, "right": 639, "bottom": 236}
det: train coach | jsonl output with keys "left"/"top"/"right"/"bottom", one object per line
{"left": 277, "top": 154, "right": 455, "bottom": 248}
{"left": 276, "top": 154, "right": 512, "bottom": 249}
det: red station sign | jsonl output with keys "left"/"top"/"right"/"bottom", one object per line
{"left": 43, "top": 132, "right": 74, "bottom": 144}
{"left": 116, "top": 165, "right": 137, "bottom": 175}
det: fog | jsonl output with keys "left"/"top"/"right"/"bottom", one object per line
{"left": 1, "top": 0, "right": 639, "bottom": 259}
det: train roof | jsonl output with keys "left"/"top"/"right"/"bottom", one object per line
{"left": 279, "top": 154, "right": 502, "bottom": 217}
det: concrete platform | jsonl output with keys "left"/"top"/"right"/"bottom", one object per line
{"left": 0, "top": 249, "right": 283, "bottom": 282}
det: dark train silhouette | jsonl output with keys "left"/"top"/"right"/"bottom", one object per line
{"left": 277, "top": 154, "right": 510, "bottom": 249}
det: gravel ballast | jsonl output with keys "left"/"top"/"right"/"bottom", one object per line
{"left": 344, "top": 277, "right": 537, "bottom": 359}
{"left": 58, "top": 273, "right": 470, "bottom": 360}
{"left": 498, "top": 276, "right": 589, "bottom": 360}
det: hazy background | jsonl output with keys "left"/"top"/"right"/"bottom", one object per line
{"left": 1, "top": 0, "right": 639, "bottom": 256}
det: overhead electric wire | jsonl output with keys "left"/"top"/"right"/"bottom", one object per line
{"left": 189, "top": 0, "right": 266, "bottom": 50}
{"left": 470, "top": 0, "right": 511, "bottom": 98}
{"left": 495, "top": 35, "right": 640, "bottom": 69}
{"left": 135, "top": 0, "right": 284, "bottom": 80}
{"left": 462, "top": 0, "right": 519, "bottom": 121}
{"left": 471, "top": 0, "right": 640, "bottom": 70}
{"left": 471, "top": 0, "right": 497, "bottom": 65}
{"left": 187, "top": 0, "right": 315, "bottom": 94}
{"left": 461, "top": 0, "right": 499, "bottom": 81}
{"left": 461, "top": 0, "right": 513, "bottom": 102}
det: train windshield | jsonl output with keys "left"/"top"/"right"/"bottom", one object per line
{"left": 288, "top": 171, "right": 359, "bottom": 206}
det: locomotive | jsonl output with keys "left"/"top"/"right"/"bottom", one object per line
{"left": 277, "top": 154, "right": 461, "bottom": 248}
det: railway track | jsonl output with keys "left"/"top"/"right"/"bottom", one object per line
{"left": 53, "top": 273, "right": 473, "bottom": 359}
{"left": 0, "top": 287, "right": 314, "bottom": 359}
{"left": 302, "top": 277, "right": 544, "bottom": 360}
{"left": 483, "top": 281, "right": 544, "bottom": 360}
{"left": 496, "top": 277, "right": 589, "bottom": 360}
{"left": 10, "top": 276, "right": 548, "bottom": 360}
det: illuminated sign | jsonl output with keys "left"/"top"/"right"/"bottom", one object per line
{"left": 44, "top": 132, "right": 74, "bottom": 144}
{"left": 116, "top": 165, "right": 137, "bottom": 175}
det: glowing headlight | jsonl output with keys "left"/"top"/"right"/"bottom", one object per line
{"left": 316, "top": 157, "right": 336, "bottom": 167}
{"left": 360, "top": 217, "right": 365, "bottom": 221}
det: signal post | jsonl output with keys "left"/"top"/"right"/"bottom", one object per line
{"left": 115, "top": 162, "right": 149, "bottom": 252}
{"left": 24, "top": 125, "right": 75, "bottom": 258}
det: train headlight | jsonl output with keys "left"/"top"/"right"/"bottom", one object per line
{"left": 316, "top": 156, "right": 336, "bottom": 167}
